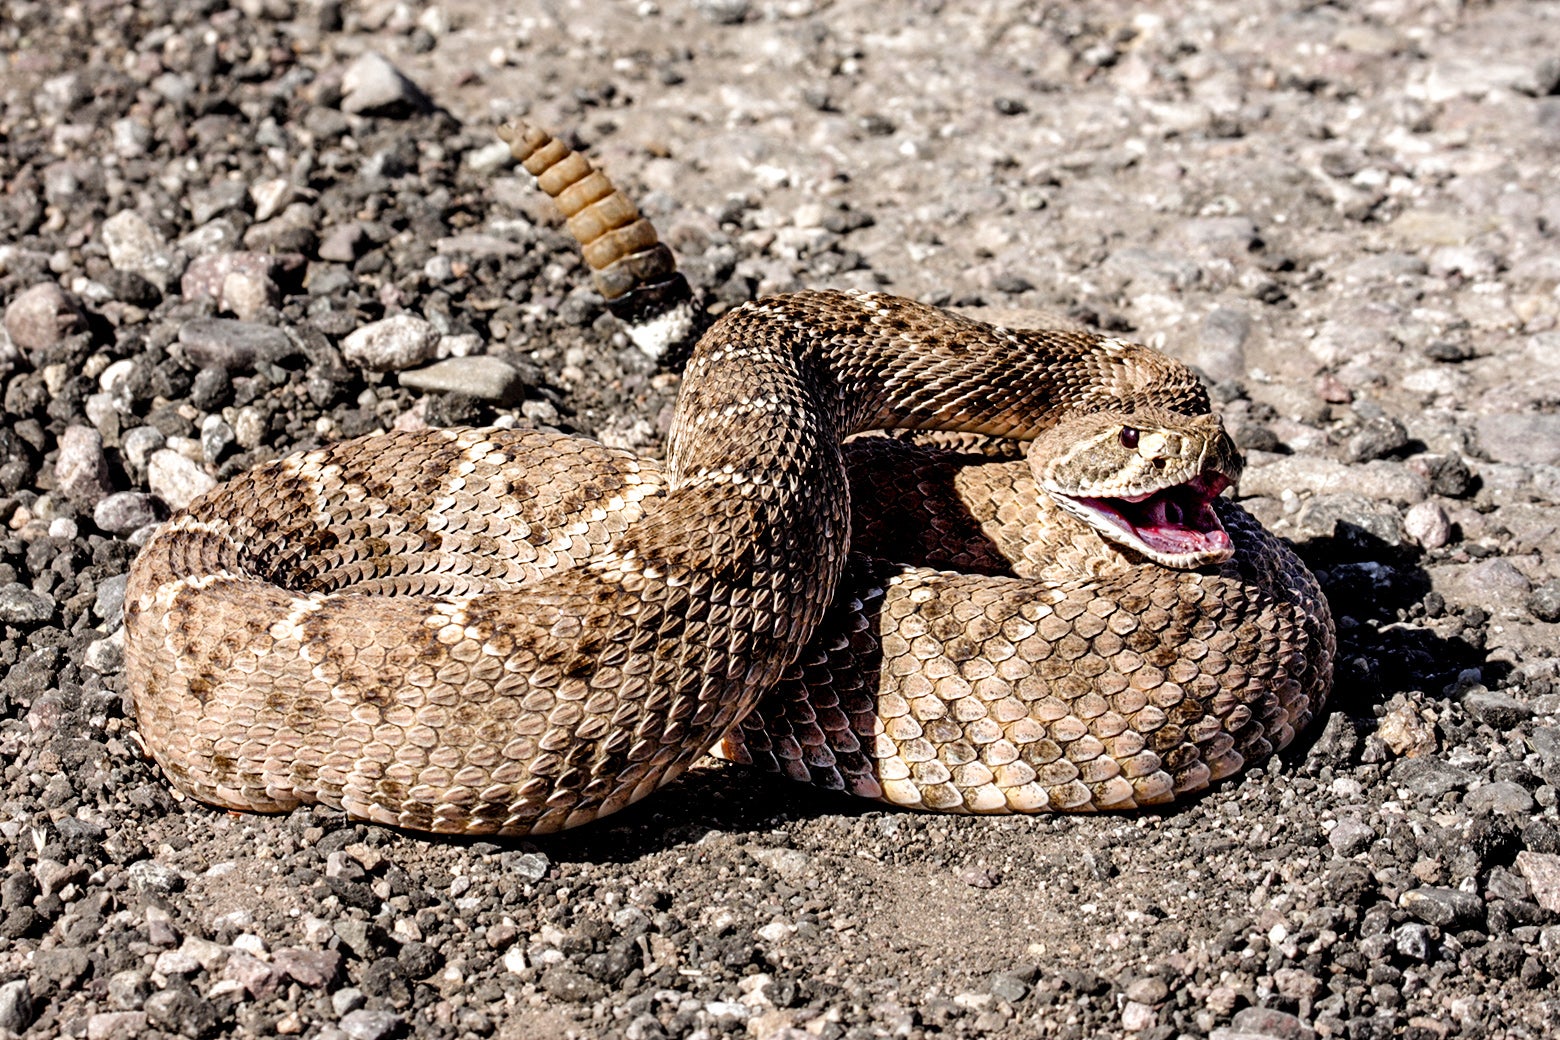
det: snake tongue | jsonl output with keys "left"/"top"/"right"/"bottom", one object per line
{"left": 1066, "top": 472, "right": 1234, "bottom": 567}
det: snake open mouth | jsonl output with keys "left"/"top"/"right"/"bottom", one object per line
{"left": 1058, "top": 472, "right": 1235, "bottom": 566}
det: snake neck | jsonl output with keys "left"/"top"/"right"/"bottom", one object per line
{"left": 668, "top": 291, "right": 1212, "bottom": 466}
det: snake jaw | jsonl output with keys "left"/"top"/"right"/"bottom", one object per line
{"left": 1052, "top": 471, "right": 1236, "bottom": 569}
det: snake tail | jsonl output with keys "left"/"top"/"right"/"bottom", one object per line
{"left": 498, "top": 119, "right": 704, "bottom": 359}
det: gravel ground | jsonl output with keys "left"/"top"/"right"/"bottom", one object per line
{"left": 2, "top": 1, "right": 1559, "bottom": 1038}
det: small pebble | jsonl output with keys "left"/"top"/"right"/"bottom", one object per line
{"left": 399, "top": 356, "right": 529, "bottom": 404}
{"left": 1404, "top": 500, "right": 1452, "bottom": 549}
{"left": 3, "top": 282, "right": 87, "bottom": 354}
{"left": 55, "top": 425, "right": 113, "bottom": 506}
{"left": 342, "top": 314, "right": 444, "bottom": 372}
{"left": 147, "top": 449, "right": 217, "bottom": 510}
{"left": 340, "top": 52, "right": 431, "bottom": 117}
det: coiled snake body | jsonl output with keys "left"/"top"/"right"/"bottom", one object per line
{"left": 124, "top": 125, "right": 1333, "bottom": 835}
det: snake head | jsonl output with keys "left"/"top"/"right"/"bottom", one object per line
{"left": 1028, "top": 408, "right": 1244, "bottom": 569}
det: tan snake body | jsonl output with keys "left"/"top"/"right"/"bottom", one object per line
{"left": 123, "top": 123, "right": 1334, "bottom": 835}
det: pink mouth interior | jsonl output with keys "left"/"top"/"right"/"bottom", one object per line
{"left": 1071, "top": 472, "right": 1234, "bottom": 559}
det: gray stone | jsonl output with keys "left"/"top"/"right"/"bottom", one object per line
{"left": 121, "top": 425, "right": 167, "bottom": 477}
{"left": 1528, "top": 578, "right": 1560, "bottom": 623}
{"left": 501, "top": 850, "right": 550, "bottom": 881}
{"left": 1475, "top": 413, "right": 1560, "bottom": 466}
{"left": 101, "top": 210, "right": 182, "bottom": 290}
{"left": 0, "top": 979, "right": 31, "bottom": 1035}
{"left": 318, "top": 222, "right": 374, "bottom": 262}
{"left": 148, "top": 449, "right": 216, "bottom": 511}
{"left": 1461, "top": 687, "right": 1532, "bottom": 730}
{"left": 1344, "top": 415, "right": 1409, "bottom": 463}
{"left": 340, "top": 1009, "right": 404, "bottom": 1040}
{"left": 1296, "top": 494, "right": 1404, "bottom": 545}
{"left": 399, "top": 356, "right": 528, "bottom": 404}
{"left": 1390, "top": 756, "right": 1473, "bottom": 800}
{"left": 331, "top": 988, "right": 367, "bottom": 1017}
{"left": 126, "top": 859, "right": 184, "bottom": 895}
{"left": 55, "top": 424, "right": 113, "bottom": 506}
{"left": 1194, "top": 307, "right": 1250, "bottom": 383}
{"left": 95, "top": 572, "right": 129, "bottom": 627}
{"left": 1464, "top": 780, "right": 1536, "bottom": 816}
{"left": 1211, "top": 1006, "right": 1314, "bottom": 1040}
{"left": 694, "top": 0, "right": 751, "bottom": 24}
{"left": 1393, "top": 922, "right": 1433, "bottom": 962}
{"left": 1400, "top": 887, "right": 1484, "bottom": 929}
{"left": 4, "top": 282, "right": 87, "bottom": 354}
{"left": 340, "top": 52, "right": 431, "bottom": 117}
{"left": 0, "top": 584, "right": 56, "bottom": 625}
{"left": 1240, "top": 456, "right": 1428, "bottom": 505}
{"left": 200, "top": 415, "right": 236, "bottom": 464}
{"left": 1328, "top": 818, "right": 1376, "bottom": 857}
{"left": 178, "top": 317, "right": 292, "bottom": 372}
{"left": 181, "top": 252, "right": 295, "bottom": 313}
{"left": 342, "top": 314, "right": 443, "bottom": 371}
{"left": 87, "top": 1011, "right": 148, "bottom": 1040}
{"left": 987, "top": 972, "right": 1029, "bottom": 1002}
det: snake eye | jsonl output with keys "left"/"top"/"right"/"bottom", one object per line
{"left": 1119, "top": 426, "right": 1139, "bottom": 449}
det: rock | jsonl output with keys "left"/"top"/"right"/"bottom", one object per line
{"left": 1193, "top": 306, "right": 1250, "bottom": 383}
{"left": 1240, "top": 456, "right": 1428, "bottom": 505}
{"left": 1344, "top": 415, "right": 1409, "bottom": 463}
{"left": 398, "top": 356, "right": 528, "bottom": 404}
{"left": 1437, "top": 559, "right": 1532, "bottom": 615}
{"left": 1394, "top": 922, "right": 1433, "bottom": 962}
{"left": 144, "top": 983, "right": 219, "bottom": 1039}
{"left": 339, "top": 1009, "right": 403, "bottom": 1040}
{"left": 1514, "top": 851, "right": 1560, "bottom": 913}
{"left": 340, "top": 52, "right": 431, "bottom": 117}
{"left": 318, "top": 222, "right": 374, "bottom": 262}
{"left": 541, "top": 966, "right": 606, "bottom": 1003}
{"left": 95, "top": 572, "right": 129, "bottom": 626}
{"left": 272, "top": 948, "right": 342, "bottom": 988}
{"left": 1328, "top": 818, "right": 1376, "bottom": 857}
{"left": 1400, "top": 887, "right": 1485, "bottom": 929}
{"left": 55, "top": 424, "right": 113, "bottom": 506}
{"left": 342, "top": 314, "right": 444, "bottom": 371}
{"left": 4, "top": 282, "right": 87, "bottom": 354}
{"left": 0, "top": 584, "right": 56, "bottom": 625}
{"left": 0, "top": 979, "right": 32, "bottom": 1035}
{"left": 179, "top": 318, "right": 292, "bottom": 372}
{"left": 1461, "top": 687, "right": 1532, "bottom": 729}
{"left": 1391, "top": 757, "right": 1474, "bottom": 800}
{"left": 694, "top": 0, "right": 751, "bottom": 24}
{"left": 87, "top": 1011, "right": 148, "bottom": 1040}
{"left": 1475, "top": 413, "right": 1560, "bottom": 466}
{"left": 181, "top": 252, "right": 298, "bottom": 313}
{"left": 331, "top": 988, "right": 367, "bottom": 1017}
{"left": 148, "top": 450, "right": 216, "bottom": 511}
{"left": 1404, "top": 500, "right": 1452, "bottom": 549}
{"left": 1528, "top": 578, "right": 1560, "bottom": 623}
{"left": 200, "top": 415, "right": 236, "bottom": 464}
{"left": 222, "top": 953, "right": 280, "bottom": 999}
{"left": 1210, "top": 1006, "right": 1315, "bottom": 1040}
{"left": 101, "top": 210, "right": 182, "bottom": 291}
{"left": 1464, "top": 781, "right": 1536, "bottom": 816}
{"left": 121, "top": 426, "right": 167, "bottom": 479}
{"left": 501, "top": 850, "right": 550, "bottom": 881}
{"left": 127, "top": 860, "right": 184, "bottom": 895}
{"left": 1377, "top": 701, "right": 1436, "bottom": 757}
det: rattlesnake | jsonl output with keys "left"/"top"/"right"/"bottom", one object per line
{"left": 122, "top": 121, "right": 1333, "bottom": 835}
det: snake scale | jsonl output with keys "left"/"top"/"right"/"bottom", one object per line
{"left": 123, "top": 121, "right": 1334, "bottom": 835}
